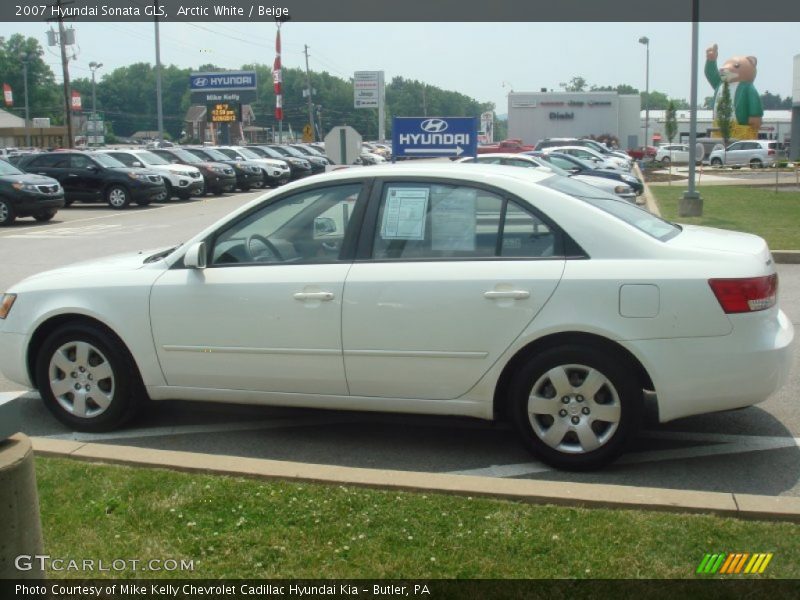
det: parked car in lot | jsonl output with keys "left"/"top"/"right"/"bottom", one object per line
{"left": 708, "top": 140, "right": 782, "bottom": 168}
{"left": 0, "top": 158, "right": 64, "bottom": 226}
{"left": 95, "top": 149, "right": 204, "bottom": 200}
{"left": 15, "top": 150, "right": 166, "bottom": 209}
{"left": 654, "top": 144, "right": 696, "bottom": 166}
{"left": 527, "top": 151, "right": 644, "bottom": 195}
{"left": 215, "top": 146, "right": 291, "bottom": 188}
{"left": 457, "top": 153, "right": 636, "bottom": 201}
{"left": 542, "top": 146, "right": 631, "bottom": 172}
{"left": 290, "top": 143, "right": 334, "bottom": 165}
{"left": 245, "top": 145, "right": 311, "bottom": 181}
{"left": 535, "top": 138, "right": 632, "bottom": 165}
{"left": 268, "top": 145, "right": 327, "bottom": 174}
{"left": 183, "top": 147, "right": 263, "bottom": 191}
{"left": 150, "top": 148, "right": 237, "bottom": 195}
{"left": 627, "top": 146, "right": 658, "bottom": 161}
{"left": 2, "top": 164, "right": 791, "bottom": 470}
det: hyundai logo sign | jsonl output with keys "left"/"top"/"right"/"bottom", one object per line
{"left": 190, "top": 71, "right": 257, "bottom": 92}
{"left": 420, "top": 119, "right": 449, "bottom": 133}
{"left": 193, "top": 77, "right": 209, "bottom": 87}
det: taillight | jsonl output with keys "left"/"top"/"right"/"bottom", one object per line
{"left": 708, "top": 274, "right": 778, "bottom": 314}
{"left": 768, "top": 149, "right": 775, "bottom": 155}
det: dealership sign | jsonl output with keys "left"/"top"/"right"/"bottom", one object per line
{"left": 191, "top": 71, "right": 257, "bottom": 104}
{"left": 354, "top": 71, "right": 384, "bottom": 109}
{"left": 392, "top": 117, "right": 478, "bottom": 158}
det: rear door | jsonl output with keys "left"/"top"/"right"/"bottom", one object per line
{"left": 341, "top": 179, "right": 565, "bottom": 400}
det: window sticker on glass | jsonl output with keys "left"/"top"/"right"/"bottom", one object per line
{"left": 431, "top": 187, "right": 477, "bottom": 251}
{"left": 380, "top": 187, "right": 429, "bottom": 240}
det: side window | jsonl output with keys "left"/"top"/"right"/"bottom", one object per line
{"left": 70, "top": 154, "right": 92, "bottom": 169}
{"left": 371, "top": 183, "right": 560, "bottom": 260}
{"left": 210, "top": 183, "right": 361, "bottom": 266}
{"left": 479, "top": 157, "right": 502, "bottom": 164}
{"left": 31, "top": 154, "right": 69, "bottom": 168}
{"left": 505, "top": 158, "right": 536, "bottom": 168}
{"left": 728, "top": 142, "right": 744, "bottom": 151}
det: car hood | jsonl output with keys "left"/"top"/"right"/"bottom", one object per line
{"left": 571, "top": 174, "right": 622, "bottom": 192}
{"left": 0, "top": 173, "right": 60, "bottom": 185}
{"left": 669, "top": 224, "right": 769, "bottom": 258}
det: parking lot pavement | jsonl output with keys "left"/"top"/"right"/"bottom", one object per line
{"left": 1, "top": 195, "right": 798, "bottom": 497}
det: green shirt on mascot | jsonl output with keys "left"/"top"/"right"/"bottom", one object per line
{"left": 704, "top": 43, "right": 763, "bottom": 140}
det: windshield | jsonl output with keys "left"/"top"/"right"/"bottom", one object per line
{"left": 0, "top": 160, "right": 23, "bottom": 176}
{"left": 93, "top": 153, "right": 126, "bottom": 168}
{"left": 254, "top": 145, "right": 284, "bottom": 158}
{"left": 583, "top": 140, "right": 610, "bottom": 154}
{"left": 217, "top": 148, "right": 242, "bottom": 160}
{"left": 272, "top": 145, "right": 305, "bottom": 158}
{"left": 541, "top": 175, "right": 680, "bottom": 242}
{"left": 136, "top": 151, "right": 170, "bottom": 165}
{"left": 550, "top": 153, "right": 596, "bottom": 171}
{"left": 170, "top": 149, "right": 202, "bottom": 164}
{"left": 527, "top": 157, "right": 571, "bottom": 177}
{"left": 235, "top": 147, "right": 261, "bottom": 160}
{"left": 195, "top": 148, "right": 229, "bottom": 162}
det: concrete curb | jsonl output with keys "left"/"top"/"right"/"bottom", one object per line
{"left": 31, "top": 437, "right": 800, "bottom": 522}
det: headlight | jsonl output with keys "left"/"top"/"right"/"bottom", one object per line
{"left": 210, "top": 165, "right": 226, "bottom": 173}
{"left": 0, "top": 293, "right": 17, "bottom": 319}
{"left": 127, "top": 172, "right": 151, "bottom": 181}
{"left": 11, "top": 182, "right": 39, "bottom": 192}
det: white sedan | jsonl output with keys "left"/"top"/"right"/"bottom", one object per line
{"left": 0, "top": 164, "right": 793, "bottom": 470}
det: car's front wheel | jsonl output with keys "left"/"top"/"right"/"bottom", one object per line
{"left": 34, "top": 209, "right": 57, "bottom": 222}
{"left": 35, "top": 323, "right": 144, "bottom": 432}
{"left": 660, "top": 156, "right": 671, "bottom": 166}
{"left": 510, "top": 344, "right": 642, "bottom": 470}
{"left": 750, "top": 158, "right": 763, "bottom": 169}
{"left": 711, "top": 157, "right": 723, "bottom": 167}
{"left": 106, "top": 185, "right": 130, "bottom": 209}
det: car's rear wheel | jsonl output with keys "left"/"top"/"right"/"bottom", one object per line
{"left": 711, "top": 157, "right": 723, "bottom": 167}
{"left": 106, "top": 185, "right": 130, "bottom": 209}
{"left": 660, "top": 156, "right": 671, "bottom": 166}
{"left": 35, "top": 323, "right": 144, "bottom": 432}
{"left": 510, "top": 344, "right": 642, "bottom": 470}
{"left": 0, "top": 198, "right": 16, "bottom": 226}
{"left": 34, "top": 209, "right": 57, "bottom": 222}
{"left": 750, "top": 158, "right": 763, "bottom": 169}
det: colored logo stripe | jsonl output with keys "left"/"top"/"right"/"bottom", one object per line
{"left": 698, "top": 553, "right": 773, "bottom": 575}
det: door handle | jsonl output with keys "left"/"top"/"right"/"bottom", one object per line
{"left": 293, "top": 292, "right": 334, "bottom": 301}
{"left": 484, "top": 290, "right": 530, "bottom": 300}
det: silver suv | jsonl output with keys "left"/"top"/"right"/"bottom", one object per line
{"left": 708, "top": 140, "right": 784, "bottom": 168}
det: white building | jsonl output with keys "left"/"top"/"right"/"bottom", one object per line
{"left": 641, "top": 109, "right": 792, "bottom": 146}
{"left": 792, "top": 53, "right": 799, "bottom": 159}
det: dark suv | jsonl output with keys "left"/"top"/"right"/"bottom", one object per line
{"left": 150, "top": 148, "right": 237, "bottom": 195}
{"left": 0, "top": 158, "right": 64, "bottom": 225}
{"left": 16, "top": 150, "right": 166, "bottom": 209}
{"left": 183, "top": 147, "right": 263, "bottom": 191}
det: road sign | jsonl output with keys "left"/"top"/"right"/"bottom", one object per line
{"left": 324, "top": 126, "right": 362, "bottom": 165}
{"left": 303, "top": 124, "right": 313, "bottom": 142}
{"left": 392, "top": 117, "right": 478, "bottom": 159}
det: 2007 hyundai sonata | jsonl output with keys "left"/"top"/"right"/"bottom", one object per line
{"left": 0, "top": 164, "right": 793, "bottom": 469}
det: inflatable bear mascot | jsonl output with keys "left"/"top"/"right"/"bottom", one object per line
{"left": 705, "top": 43, "right": 763, "bottom": 140}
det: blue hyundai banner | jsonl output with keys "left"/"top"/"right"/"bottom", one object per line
{"left": 392, "top": 117, "right": 478, "bottom": 159}
{"left": 190, "top": 71, "right": 257, "bottom": 92}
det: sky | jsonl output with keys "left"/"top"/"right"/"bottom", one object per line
{"left": 3, "top": 21, "right": 798, "bottom": 113}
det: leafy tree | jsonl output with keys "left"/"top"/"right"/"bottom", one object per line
{"left": 561, "top": 76, "right": 589, "bottom": 92}
{"left": 760, "top": 90, "right": 792, "bottom": 110}
{"left": 0, "top": 34, "right": 61, "bottom": 122}
{"left": 591, "top": 83, "right": 639, "bottom": 95}
{"left": 665, "top": 100, "right": 678, "bottom": 142}
{"left": 717, "top": 81, "right": 735, "bottom": 152}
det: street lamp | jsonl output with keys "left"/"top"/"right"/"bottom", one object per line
{"left": 88, "top": 61, "right": 103, "bottom": 146}
{"left": 19, "top": 53, "right": 31, "bottom": 147}
{"left": 639, "top": 36, "right": 650, "bottom": 149}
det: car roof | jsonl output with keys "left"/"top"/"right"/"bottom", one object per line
{"left": 463, "top": 153, "right": 537, "bottom": 160}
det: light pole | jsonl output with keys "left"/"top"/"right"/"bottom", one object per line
{"left": 19, "top": 53, "right": 31, "bottom": 147}
{"left": 88, "top": 61, "right": 102, "bottom": 120}
{"left": 639, "top": 36, "right": 650, "bottom": 148}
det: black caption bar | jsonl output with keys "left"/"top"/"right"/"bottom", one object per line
{"left": 5, "top": 579, "right": 800, "bottom": 600}
{"left": 3, "top": 0, "right": 800, "bottom": 22}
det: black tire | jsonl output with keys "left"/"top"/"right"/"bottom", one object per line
{"left": 162, "top": 180, "right": 174, "bottom": 201}
{"left": 106, "top": 185, "right": 131, "bottom": 209}
{"left": 509, "top": 344, "right": 642, "bottom": 471}
{"left": 136, "top": 198, "right": 151, "bottom": 207}
{"left": 177, "top": 190, "right": 192, "bottom": 200}
{"left": 660, "top": 157, "right": 671, "bottom": 166}
{"left": 64, "top": 199, "right": 75, "bottom": 207}
{"left": 239, "top": 185, "right": 251, "bottom": 192}
{"left": 34, "top": 209, "right": 57, "bottom": 222}
{"left": 711, "top": 157, "right": 722, "bottom": 167}
{"left": 750, "top": 158, "right": 763, "bottom": 169}
{"left": 35, "top": 323, "right": 145, "bottom": 432}
{"left": 0, "top": 198, "right": 16, "bottom": 226}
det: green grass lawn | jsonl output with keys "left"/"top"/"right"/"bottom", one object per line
{"left": 650, "top": 186, "right": 800, "bottom": 250}
{"left": 34, "top": 457, "right": 800, "bottom": 579}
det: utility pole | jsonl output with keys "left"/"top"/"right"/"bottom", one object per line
{"left": 154, "top": 0, "right": 164, "bottom": 144}
{"left": 55, "top": 0, "right": 73, "bottom": 148}
{"left": 421, "top": 84, "right": 427, "bottom": 116}
{"left": 303, "top": 45, "right": 315, "bottom": 141}
{"left": 20, "top": 53, "right": 31, "bottom": 147}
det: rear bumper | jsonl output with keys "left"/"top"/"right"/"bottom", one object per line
{"left": 623, "top": 309, "right": 794, "bottom": 422}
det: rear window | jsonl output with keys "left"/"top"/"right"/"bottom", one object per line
{"left": 541, "top": 176, "right": 681, "bottom": 242}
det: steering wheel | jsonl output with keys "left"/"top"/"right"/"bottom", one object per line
{"left": 245, "top": 233, "right": 283, "bottom": 262}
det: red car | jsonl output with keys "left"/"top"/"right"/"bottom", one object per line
{"left": 627, "top": 146, "right": 658, "bottom": 160}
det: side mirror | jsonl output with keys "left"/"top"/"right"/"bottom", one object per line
{"left": 132, "top": 161, "right": 143, "bottom": 168}
{"left": 183, "top": 241, "right": 207, "bottom": 269}
{"left": 314, "top": 217, "right": 337, "bottom": 236}
{"left": 87, "top": 165, "right": 99, "bottom": 172}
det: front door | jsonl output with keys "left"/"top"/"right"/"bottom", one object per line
{"left": 342, "top": 180, "right": 565, "bottom": 400}
{"left": 149, "top": 182, "right": 364, "bottom": 394}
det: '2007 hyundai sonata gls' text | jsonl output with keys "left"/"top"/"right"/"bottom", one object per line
{"left": 0, "top": 164, "right": 793, "bottom": 470}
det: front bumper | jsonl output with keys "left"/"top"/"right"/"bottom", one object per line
{"left": 131, "top": 182, "right": 168, "bottom": 202}
{"left": 0, "top": 331, "right": 32, "bottom": 389}
{"left": 204, "top": 173, "right": 237, "bottom": 192}
{"left": 623, "top": 308, "right": 794, "bottom": 422}
{"left": 13, "top": 192, "right": 65, "bottom": 215}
